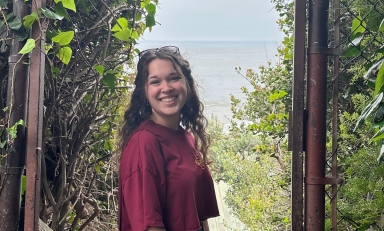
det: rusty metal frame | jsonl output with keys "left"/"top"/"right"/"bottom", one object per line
{"left": 291, "top": 0, "right": 306, "bottom": 230}
{"left": 24, "top": 0, "right": 45, "bottom": 229}
{"left": 0, "top": 0, "right": 29, "bottom": 229}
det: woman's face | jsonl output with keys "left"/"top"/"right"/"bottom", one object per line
{"left": 145, "top": 58, "right": 188, "bottom": 127}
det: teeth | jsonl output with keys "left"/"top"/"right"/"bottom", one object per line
{"left": 161, "top": 97, "right": 176, "bottom": 102}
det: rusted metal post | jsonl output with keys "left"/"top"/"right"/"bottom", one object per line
{"left": 0, "top": 0, "right": 29, "bottom": 230}
{"left": 305, "top": 0, "right": 329, "bottom": 230}
{"left": 291, "top": 0, "right": 306, "bottom": 229}
{"left": 24, "top": 0, "right": 45, "bottom": 229}
{"left": 331, "top": 0, "right": 340, "bottom": 229}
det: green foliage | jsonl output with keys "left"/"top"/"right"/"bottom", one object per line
{"left": 19, "top": 38, "right": 35, "bottom": 54}
{"left": 1, "top": 0, "right": 159, "bottom": 230}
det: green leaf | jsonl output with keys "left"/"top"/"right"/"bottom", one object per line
{"left": 95, "top": 165, "right": 101, "bottom": 173}
{"left": 364, "top": 59, "right": 383, "bottom": 79}
{"left": 62, "top": 0, "right": 76, "bottom": 12}
{"left": 41, "top": 8, "right": 64, "bottom": 20}
{"left": 145, "top": 14, "right": 156, "bottom": 27}
{"left": 269, "top": 90, "right": 288, "bottom": 102}
{"left": 54, "top": 2, "right": 70, "bottom": 20}
{"left": 103, "top": 73, "right": 117, "bottom": 90}
{"left": 145, "top": 3, "right": 156, "bottom": 13}
{"left": 57, "top": 47, "right": 72, "bottom": 64}
{"left": 23, "top": 12, "right": 38, "bottom": 30}
{"left": 8, "top": 17, "right": 22, "bottom": 30}
{"left": 375, "top": 45, "right": 384, "bottom": 54}
{"left": 131, "top": 31, "right": 139, "bottom": 39}
{"left": 52, "top": 31, "right": 74, "bottom": 45}
{"left": 354, "top": 92, "right": 384, "bottom": 131}
{"left": 19, "top": 38, "right": 36, "bottom": 54}
{"left": 51, "top": 66, "right": 60, "bottom": 78}
{"left": 375, "top": 63, "right": 384, "bottom": 96}
{"left": 378, "top": 143, "right": 384, "bottom": 164}
{"left": 379, "top": 18, "right": 384, "bottom": 32}
{"left": 351, "top": 15, "right": 366, "bottom": 36}
{"left": 94, "top": 65, "right": 104, "bottom": 75}
{"left": 0, "top": 140, "right": 6, "bottom": 148}
{"left": 111, "top": 17, "right": 129, "bottom": 32}
{"left": 21, "top": 175, "right": 26, "bottom": 200}
{"left": 78, "top": 0, "right": 89, "bottom": 15}
{"left": 372, "top": 126, "right": 384, "bottom": 141}
{"left": 343, "top": 34, "right": 364, "bottom": 58}
{"left": 46, "top": 30, "right": 58, "bottom": 39}
{"left": 113, "top": 29, "right": 132, "bottom": 42}
{"left": 7, "top": 119, "right": 25, "bottom": 139}
{"left": 135, "top": 12, "right": 142, "bottom": 21}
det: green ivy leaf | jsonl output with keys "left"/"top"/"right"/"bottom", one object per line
{"left": 57, "top": 46, "right": 72, "bottom": 64}
{"left": 375, "top": 62, "right": 384, "bottom": 96}
{"left": 145, "top": 14, "right": 155, "bottom": 27}
{"left": 113, "top": 29, "right": 132, "bottom": 42}
{"left": 131, "top": 31, "right": 139, "bottom": 39}
{"left": 343, "top": 34, "right": 364, "bottom": 58}
{"left": 364, "top": 59, "right": 383, "bottom": 79}
{"left": 379, "top": 18, "right": 384, "bottom": 32}
{"left": 102, "top": 73, "right": 117, "bottom": 90}
{"left": 0, "top": 140, "right": 6, "bottom": 148}
{"left": 61, "top": 0, "right": 76, "bottom": 12}
{"left": 8, "top": 16, "right": 22, "bottom": 30}
{"left": 378, "top": 143, "right": 384, "bottom": 164}
{"left": 23, "top": 12, "right": 38, "bottom": 30}
{"left": 112, "top": 17, "right": 129, "bottom": 32}
{"left": 135, "top": 12, "right": 142, "bottom": 21}
{"left": 94, "top": 65, "right": 104, "bottom": 75}
{"left": 41, "top": 8, "right": 64, "bottom": 20}
{"left": 351, "top": 15, "right": 366, "bottom": 36}
{"left": 52, "top": 31, "right": 74, "bottom": 45}
{"left": 51, "top": 66, "right": 60, "bottom": 78}
{"left": 21, "top": 175, "right": 26, "bottom": 200}
{"left": 7, "top": 119, "right": 25, "bottom": 139}
{"left": 19, "top": 38, "right": 36, "bottom": 54}
{"left": 145, "top": 3, "right": 156, "bottom": 13}
{"left": 54, "top": 2, "right": 69, "bottom": 20}
{"left": 354, "top": 92, "right": 383, "bottom": 131}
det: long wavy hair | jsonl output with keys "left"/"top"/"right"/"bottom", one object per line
{"left": 118, "top": 49, "right": 210, "bottom": 164}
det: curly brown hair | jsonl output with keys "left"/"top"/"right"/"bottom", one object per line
{"left": 118, "top": 48, "right": 210, "bottom": 164}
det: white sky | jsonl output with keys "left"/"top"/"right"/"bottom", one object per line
{"left": 141, "top": 0, "right": 284, "bottom": 41}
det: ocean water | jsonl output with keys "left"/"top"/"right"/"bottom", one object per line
{"left": 136, "top": 40, "right": 280, "bottom": 125}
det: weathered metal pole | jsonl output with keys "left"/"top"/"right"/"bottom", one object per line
{"left": 0, "top": 0, "right": 29, "bottom": 230}
{"left": 24, "top": 0, "right": 45, "bottom": 229}
{"left": 305, "top": 0, "right": 329, "bottom": 230}
{"left": 291, "top": 0, "right": 306, "bottom": 229}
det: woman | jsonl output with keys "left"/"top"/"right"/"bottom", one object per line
{"left": 118, "top": 46, "right": 219, "bottom": 231}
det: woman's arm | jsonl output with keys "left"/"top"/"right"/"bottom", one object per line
{"left": 145, "top": 227, "right": 166, "bottom": 231}
{"left": 202, "top": 220, "right": 210, "bottom": 231}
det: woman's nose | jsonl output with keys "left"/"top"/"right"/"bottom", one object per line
{"left": 161, "top": 82, "right": 173, "bottom": 92}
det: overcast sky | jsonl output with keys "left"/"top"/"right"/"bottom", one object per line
{"left": 141, "top": 0, "right": 284, "bottom": 41}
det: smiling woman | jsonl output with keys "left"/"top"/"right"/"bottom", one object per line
{"left": 146, "top": 59, "right": 188, "bottom": 130}
{"left": 118, "top": 46, "right": 220, "bottom": 231}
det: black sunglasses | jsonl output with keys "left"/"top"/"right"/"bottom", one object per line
{"left": 138, "top": 46, "right": 180, "bottom": 59}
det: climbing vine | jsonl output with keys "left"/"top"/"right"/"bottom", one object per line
{"left": 0, "top": 0, "right": 158, "bottom": 229}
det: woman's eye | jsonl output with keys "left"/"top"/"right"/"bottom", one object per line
{"left": 171, "top": 76, "right": 181, "bottom": 81}
{"left": 149, "top": 80, "right": 159, "bottom": 85}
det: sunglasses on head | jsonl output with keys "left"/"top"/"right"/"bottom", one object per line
{"left": 138, "top": 46, "right": 180, "bottom": 59}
